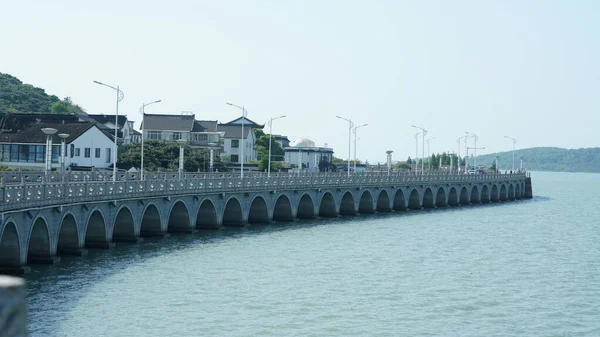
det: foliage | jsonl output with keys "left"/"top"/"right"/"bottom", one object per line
{"left": 50, "top": 97, "right": 86, "bottom": 115}
{"left": 118, "top": 141, "right": 224, "bottom": 172}
{"left": 254, "top": 129, "right": 285, "bottom": 171}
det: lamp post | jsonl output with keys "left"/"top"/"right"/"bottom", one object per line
{"left": 58, "top": 133, "right": 69, "bottom": 177}
{"left": 226, "top": 103, "right": 248, "bottom": 179}
{"left": 208, "top": 142, "right": 217, "bottom": 172}
{"left": 41, "top": 128, "right": 58, "bottom": 178}
{"left": 177, "top": 139, "right": 186, "bottom": 179}
{"left": 336, "top": 116, "right": 353, "bottom": 177}
{"left": 386, "top": 150, "right": 393, "bottom": 176}
{"left": 93, "top": 81, "right": 124, "bottom": 182}
{"left": 267, "top": 115, "right": 286, "bottom": 177}
{"left": 504, "top": 136, "right": 516, "bottom": 172}
{"left": 139, "top": 100, "right": 161, "bottom": 180}
{"left": 411, "top": 125, "right": 427, "bottom": 174}
{"left": 465, "top": 132, "right": 478, "bottom": 169}
{"left": 495, "top": 155, "right": 500, "bottom": 173}
{"left": 414, "top": 132, "right": 422, "bottom": 174}
{"left": 426, "top": 136, "right": 436, "bottom": 171}
{"left": 467, "top": 146, "right": 486, "bottom": 170}
{"left": 456, "top": 136, "right": 467, "bottom": 172}
{"left": 520, "top": 156, "right": 524, "bottom": 171}
{"left": 353, "top": 123, "right": 368, "bottom": 173}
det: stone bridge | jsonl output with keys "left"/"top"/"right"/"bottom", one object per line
{"left": 0, "top": 171, "right": 531, "bottom": 273}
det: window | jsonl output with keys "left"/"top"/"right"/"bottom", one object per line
{"left": 231, "top": 155, "right": 239, "bottom": 163}
{"left": 95, "top": 148, "right": 101, "bottom": 158}
{"left": 172, "top": 132, "right": 183, "bottom": 141}
{"left": 75, "top": 148, "right": 81, "bottom": 157}
{"left": 106, "top": 148, "right": 111, "bottom": 163}
{"left": 147, "top": 131, "right": 162, "bottom": 140}
{"left": 84, "top": 148, "right": 91, "bottom": 158}
{"left": 231, "top": 139, "right": 239, "bottom": 148}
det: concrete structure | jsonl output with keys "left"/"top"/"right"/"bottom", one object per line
{"left": 0, "top": 171, "right": 531, "bottom": 274}
{"left": 285, "top": 138, "right": 334, "bottom": 173}
{"left": 0, "top": 276, "right": 26, "bottom": 336}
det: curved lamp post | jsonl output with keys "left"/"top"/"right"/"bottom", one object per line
{"left": 226, "top": 102, "right": 248, "bottom": 179}
{"left": 336, "top": 116, "right": 353, "bottom": 177}
{"left": 411, "top": 125, "right": 427, "bottom": 174}
{"left": 504, "top": 136, "right": 516, "bottom": 171}
{"left": 353, "top": 123, "right": 368, "bottom": 173}
{"left": 93, "top": 81, "right": 124, "bottom": 182}
{"left": 267, "top": 115, "right": 286, "bottom": 177}
{"left": 140, "top": 100, "right": 161, "bottom": 180}
{"left": 426, "top": 136, "right": 436, "bottom": 171}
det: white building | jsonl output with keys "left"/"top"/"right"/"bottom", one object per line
{"left": 217, "top": 117, "right": 263, "bottom": 164}
{"left": 0, "top": 122, "right": 115, "bottom": 170}
{"left": 84, "top": 114, "right": 138, "bottom": 145}
{"left": 284, "top": 138, "right": 334, "bottom": 173}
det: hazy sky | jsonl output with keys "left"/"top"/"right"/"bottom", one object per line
{"left": 1, "top": 0, "right": 598, "bottom": 163}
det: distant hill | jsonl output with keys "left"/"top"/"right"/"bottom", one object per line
{"left": 474, "top": 147, "right": 600, "bottom": 173}
{"left": 0, "top": 72, "right": 84, "bottom": 114}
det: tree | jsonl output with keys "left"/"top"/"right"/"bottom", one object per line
{"left": 118, "top": 141, "right": 224, "bottom": 172}
{"left": 406, "top": 157, "right": 413, "bottom": 164}
{"left": 50, "top": 101, "right": 70, "bottom": 114}
{"left": 254, "top": 129, "right": 285, "bottom": 171}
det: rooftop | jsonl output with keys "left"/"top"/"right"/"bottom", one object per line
{"left": 142, "top": 114, "right": 195, "bottom": 131}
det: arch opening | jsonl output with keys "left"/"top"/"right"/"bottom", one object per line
{"left": 273, "top": 195, "right": 294, "bottom": 222}
{"left": 515, "top": 184, "right": 521, "bottom": 199}
{"left": 223, "top": 198, "right": 244, "bottom": 226}
{"left": 481, "top": 185, "right": 490, "bottom": 203}
{"left": 297, "top": 194, "right": 316, "bottom": 219}
{"left": 448, "top": 187, "right": 459, "bottom": 206}
{"left": 0, "top": 222, "right": 21, "bottom": 268}
{"left": 85, "top": 210, "right": 108, "bottom": 248}
{"left": 422, "top": 188, "right": 435, "bottom": 208}
{"left": 459, "top": 187, "right": 469, "bottom": 205}
{"left": 408, "top": 189, "right": 420, "bottom": 210}
{"left": 508, "top": 184, "right": 515, "bottom": 200}
{"left": 113, "top": 207, "right": 136, "bottom": 241}
{"left": 319, "top": 192, "right": 337, "bottom": 217}
{"left": 500, "top": 184, "right": 507, "bottom": 201}
{"left": 376, "top": 190, "right": 391, "bottom": 212}
{"left": 359, "top": 191, "right": 374, "bottom": 214}
{"left": 491, "top": 185, "right": 499, "bottom": 202}
{"left": 470, "top": 186, "right": 480, "bottom": 204}
{"left": 57, "top": 214, "right": 80, "bottom": 254}
{"left": 168, "top": 201, "right": 192, "bottom": 232}
{"left": 340, "top": 192, "right": 356, "bottom": 216}
{"left": 196, "top": 200, "right": 219, "bottom": 229}
{"left": 28, "top": 217, "right": 53, "bottom": 264}
{"left": 393, "top": 190, "right": 406, "bottom": 211}
{"left": 248, "top": 196, "right": 270, "bottom": 224}
{"left": 435, "top": 187, "right": 447, "bottom": 207}
{"left": 141, "top": 204, "right": 162, "bottom": 236}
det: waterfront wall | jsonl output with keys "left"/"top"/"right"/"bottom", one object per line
{"left": 0, "top": 276, "right": 27, "bottom": 337}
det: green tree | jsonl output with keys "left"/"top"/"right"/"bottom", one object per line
{"left": 118, "top": 141, "right": 224, "bottom": 172}
{"left": 254, "top": 129, "right": 285, "bottom": 171}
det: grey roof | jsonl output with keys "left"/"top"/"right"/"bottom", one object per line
{"left": 217, "top": 124, "right": 253, "bottom": 139}
{"left": 143, "top": 114, "right": 195, "bottom": 131}
{"left": 192, "top": 120, "right": 218, "bottom": 132}
{"left": 84, "top": 114, "right": 128, "bottom": 128}
{"left": 0, "top": 122, "right": 105, "bottom": 144}
{"left": 222, "top": 116, "right": 264, "bottom": 128}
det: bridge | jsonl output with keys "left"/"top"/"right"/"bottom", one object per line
{"left": 0, "top": 171, "right": 532, "bottom": 273}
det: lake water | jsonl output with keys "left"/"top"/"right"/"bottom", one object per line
{"left": 24, "top": 171, "right": 600, "bottom": 337}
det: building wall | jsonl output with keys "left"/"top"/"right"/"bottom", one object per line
{"left": 285, "top": 148, "right": 333, "bottom": 173}
{"left": 69, "top": 127, "right": 115, "bottom": 168}
{"left": 221, "top": 131, "right": 256, "bottom": 164}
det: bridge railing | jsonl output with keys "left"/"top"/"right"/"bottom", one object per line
{"left": 0, "top": 171, "right": 527, "bottom": 212}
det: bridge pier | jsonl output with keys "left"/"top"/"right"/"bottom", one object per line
{"left": 113, "top": 237, "right": 144, "bottom": 243}
{"left": 85, "top": 242, "right": 116, "bottom": 249}
{"left": 58, "top": 248, "right": 88, "bottom": 256}
{"left": 28, "top": 256, "right": 60, "bottom": 265}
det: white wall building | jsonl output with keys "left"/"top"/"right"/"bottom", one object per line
{"left": 284, "top": 138, "right": 334, "bottom": 173}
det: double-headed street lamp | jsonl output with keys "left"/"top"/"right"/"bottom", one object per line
{"left": 465, "top": 132, "right": 478, "bottom": 169}
{"left": 336, "top": 116, "right": 353, "bottom": 177}
{"left": 504, "top": 136, "right": 516, "bottom": 171}
{"left": 411, "top": 125, "right": 427, "bottom": 174}
{"left": 139, "top": 100, "right": 162, "bottom": 180}
{"left": 414, "top": 131, "right": 422, "bottom": 174}
{"left": 226, "top": 102, "right": 247, "bottom": 179}
{"left": 353, "top": 123, "right": 368, "bottom": 173}
{"left": 427, "top": 136, "right": 436, "bottom": 170}
{"left": 93, "top": 81, "right": 124, "bottom": 182}
{"left": 456, "top": 136, "right": 467, "bottom": 172}
{"left": 267, "top": 115, "right": 286, "bottom": 177}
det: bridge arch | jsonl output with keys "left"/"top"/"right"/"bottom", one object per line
{"left": 408, "top": 189, "right": 420, "bottom": 210}
{"left": 57, "top": 212, "right": 80, "bottom": 254}
{"left": 222, "top": 197, "right": 244, "bottom": 226}
{"left": 273, "top": 194, "right": 294, "bottom": 222}
{"left": 85, "top": 209, "right": 108, "bottom": 247}
{"left": 470, "top": 186, "right": 480, "bottom": 204}
{"left": 248, "top": 196, "right": 270, "bottom": 224}
{"left": 340, "top": 191, "right": 356, "bottom": 215}
{"left": 297, "top": 193, "right": 316, "bottom": 219}
{"left": 491, "top": 185, "right": 499, "bottom": 202}
{"left": 393, "top": 189, "right": 406, "bottom": 211}
{"left": 422, "top": 188, "right": 435, "bottom": 208}
{"left": 113, "top": 206, "right": 136, "bottom": 241}
{"left": 448, "top": 187, "right": 459, "bottom": 206}
{"left": 141, "top": 203, "right": 163, "bottom": 236}
{"left": 376, "top": 190, "right": 391, "bottom": 212}
{"left": 319, "top": 192, "right": 337, "bottom": 217}
{"left": 515, "top": 184, "right": 521, "bottom": 199}
{"left": 459, "top": 187, "right": 469, "bottom": 205}
{"left": 27, "top": 216, "right": 52, "bottom": 263}
{"left": 359, "top": 190, "right": 374, "bottom": 214}
{"left": 196, "top": 199, "right": 219, "bottom": 229}
{"left": 0, "top": 221, "right": 21, "bottom": 267}
{"left": 508, "top": 184, "right": 515, "bottom": 200}
{"left": 500, "top": 184, "right": 507, "bottom": 201}
{"left": 168, "top": 200, "right": 192, "bottom": 232}
{"left": 481, "top": 185, "right": 490, "bottom": 203}
{"left": 435, "top": 187, "right": 447, "bottom": 207}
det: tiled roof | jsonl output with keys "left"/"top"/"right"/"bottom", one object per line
{"left": 217, "top": 124, "right": 254, "bottom": 139}
{"left": 85, "top": 114, "right": 128, "bottom": 128}
{"left": 0, "top": 122, "right": 102, "bottom": 144}
{"left": 222, "top": 116, "right": 265, "bottom": 128}
{"left": 143, "top": 114, "right": 195, "bottom": 131}
{"left": 192, "top": 120, "right": 218, "bottom": 132}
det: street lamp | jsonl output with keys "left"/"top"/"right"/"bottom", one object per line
{"left": 467, "top": 146, "right": 486, "bottom": 169}
{"left": 386, "top": 150, "right": 393, "bottom": 176}
{"left": 456, "top": 136, "right": 467, "bottom": 172}
{"left": 495, "top": 155, "right": 500, "bottom": 173}
{"left": 465, "top": 132, "right": 478, "bottom": 169}
{"left": 336, "top": 116, "right": 353, "bottom": 177}
{"left": 93, "top": 80, "right": 124, "bottom": 182}
{"left": 353, "top": 123, "right": 368, "bottom": 173}
{"left": 58, "top": 133, "right": 69, "bottom": 177}
{"left": 139, "top": 99, "right": 161, "bottom": 180}
{"left": 267, "top": 115, "right": 286, "bottom": 177}
{"left": 411, "top": 125, "right": 427, "bottom": 174}
{"left": 226, "top": 102, "right": 247, "bottom": 179}
{"left": 414, "top": 131, "right": 422, "bottom": 174}
{"left": 41, "top": 128, "right": 57, "bottom": 177}
{"left": 426, "top": 136, "right": 436, "bottom": 171}
{"left": 504, "top": 136, "right": 516, "bottom": 172}
{"left": 208, "top": 142, "right": 217, "bottom": 172}
{"left": 177, "top": 139, "right": 186, "bottom": 179}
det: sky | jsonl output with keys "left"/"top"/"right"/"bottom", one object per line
{"left": 1, "top": 0, "right": 599, "bottom": 163}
